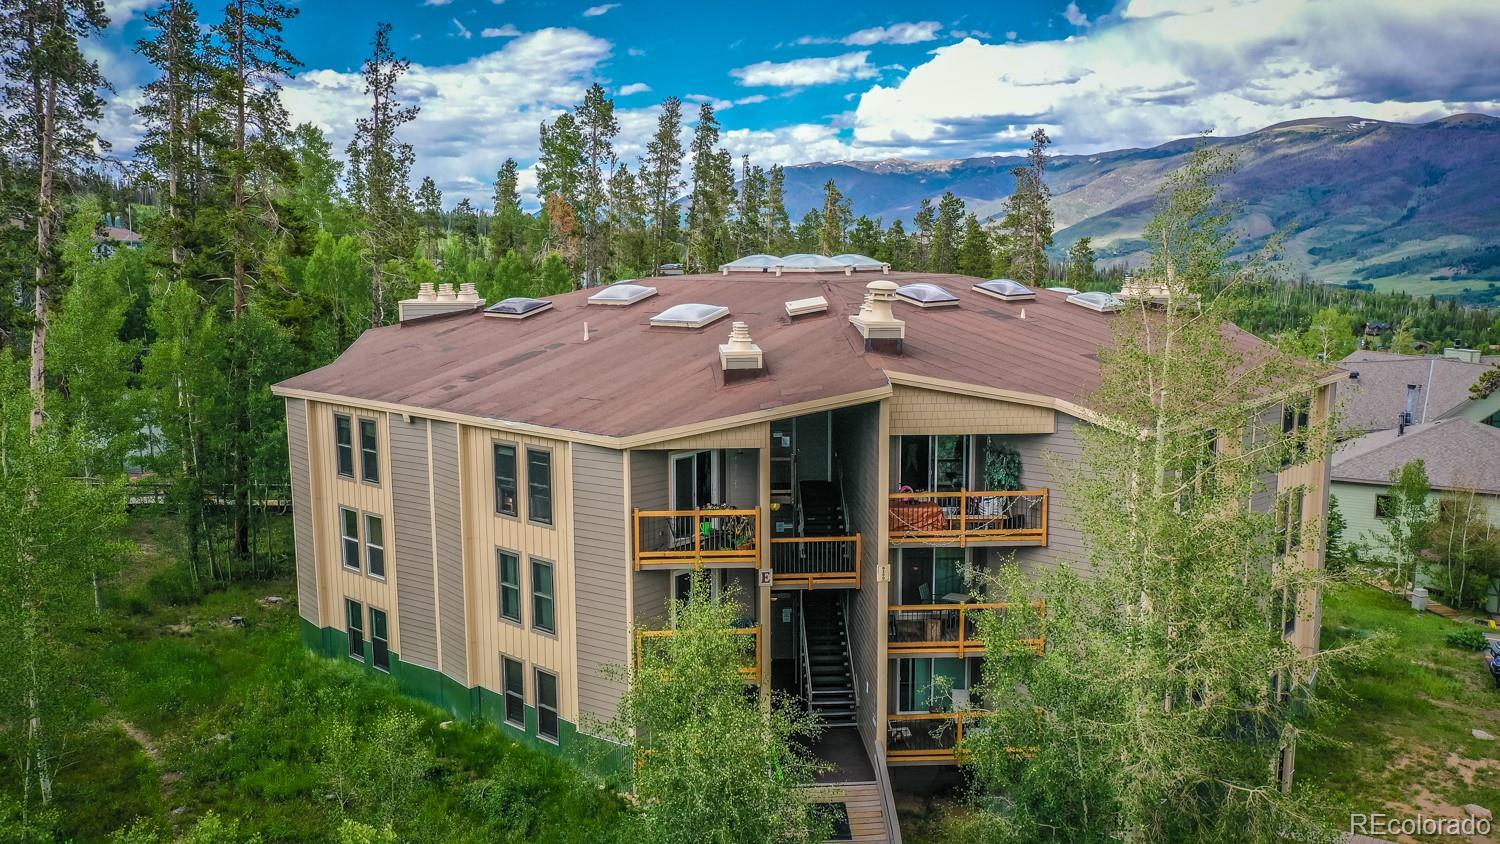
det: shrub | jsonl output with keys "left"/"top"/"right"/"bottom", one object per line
{"left": 1445, "top": 627, "right": 1489, "bottom": 650}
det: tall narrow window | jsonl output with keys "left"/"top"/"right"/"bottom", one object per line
{"left": 340, "top": 508, "right": 361, "bottom": 571}
{"left": 536, "top": 669, "right": 559, "bottom": 742}
{"left": 493, "top": 443, "right": 518, "bottom": 516}
{"left": 531, "top": 558, "right": 555, "bottom": 634}
{"left": 526, "top": 448, "right": 552, "bottom": 525}
{"left": 365, "top": 514, "right": 385, "bottom": 578}
{"left": 345, "top": 599, "right": 364, "bottom": 660}
{"left": 359, "top": 417, "right": 379, "bottom": 483}
{"left": 370, "top": 607, "right": 390, "bottom": 671}
{"left": 502, "top": 656, "right": 525, "bottom": 727}
{"left": 497, "top": 550, "right": 521, "bottom": 623}
{"left": 334, "top": 414, "right": 354, "bottom": 478}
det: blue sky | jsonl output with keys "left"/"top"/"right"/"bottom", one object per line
{"left": 93, "top": 0, "right": 1500, "bottom": 207}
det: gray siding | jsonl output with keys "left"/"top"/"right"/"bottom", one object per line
{"left": 431, "top": 421, "right": 467, "bottom": 685}
{"left": 1249, "top": 403, "right": 1282, "bottom": 514}
{"left": 572, "top": 444, "right": 629, "bottom": 729}
{"left": 1007, "top": 413, "right": 1089, "bottom": 579}
{"left": 833, "top": 403, "right": 883, "bottom": 746}
{"left": 286, "top": 399, "right": 319, "bottom": 626}
{"left": 389, "top": 414, "right": 439, "bottom": 669}
{"left": 630, "top": 450, "right": 671, "bottom": 626}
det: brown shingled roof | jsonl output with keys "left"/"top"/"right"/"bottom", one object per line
{"left": 1332, "top": 417, "right": 1500, "bottom": 495}
{"left": 1335, "top": 352, "right": 1495, "bottom": 434}
{"left": 273, "top": 271, "right": 1271, "bottom": 440}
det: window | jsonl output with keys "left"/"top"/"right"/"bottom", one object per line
{"left": 526, "top": 448, "right": 552, "bottom": 525}
{"left": 340, "top": 508, "right": 361, "bottom": 571}
{"left": 493, "top": 443, "right": 518, "bottom": 516}
{"left": 531, "top": 558, "right": 555, "bottom": 634}
{"left": 365, "top": 514, "right": 385, "bottom": 579}
{"left": 334, "top": 414, "right": 354, "bottom": 478}
{"left": 897, "top": 435, "right": 970, "bottom": 491}
{"left": 345, "top": 599, "right": 364, "bottom": 660}
{"left": 497, "top": 550, "right": 521, "bottom": 623}
{"left": 359, "top": 417, "right": 379, "bottom": 483}
{"left": 1375, "top": 494, "right": 1395, "bottom": 520}
{"left": 896, "top": 657, "right": 975, "bottom": 713}
{"left": 536, "top": 669, "right": 560, "bottom": 742}
{"left": 1281, "top": 402, "right": 1310, "bottom": 467}
{"left": 502, "top": 656, "right": 525, "bottom": 727}
{"left": 1277, "top": 487, "right": 1306, "bottom": 554}
{"left": 370, "top": 607, "right": 390, "bottom": 671}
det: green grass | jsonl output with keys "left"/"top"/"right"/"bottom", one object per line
{"left": 36, "top": 515, "right": 626, "bottom": 843}
{"left": 1294, "top": 585, "right": 1500, "bottom": 836}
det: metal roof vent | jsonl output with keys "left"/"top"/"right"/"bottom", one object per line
{"left": 832, "top": 253, "right": 890, "bottom": 273}
{"left": 849, "top": 279, "right": 906, "bottom": 345}
{"left": 785, "top": 295, "right": 828, "bottom": 317}
{"left": 1066, "top": 291, "right": 1125, "bottom": 313}
{"left": 720, "top": 254, "right": 782, "bottom": 274}
{"left": 972, "top": 278, "right": 1035, "bottom": 301}
{"left": 719, "top": 321, "right": 763, "bottom": 373}
{"left": 895, "top": 282, "right": 960, "bottom": 308}
{"left": 587, "top": 283, "right": 657, "bottom": 306}
{"left": 398, "top": 282, "right": 483, "bottom": 322}
{"left": 650, "top": 303, "right": 731, "bottom": 329}
{"left": 485, "top": 297, "right": 554, "bottom": 319}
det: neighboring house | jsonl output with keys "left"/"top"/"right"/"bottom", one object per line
{"left": 271, "top": 264, "right": 1335, "bottom": 839}
{"left": 1335, "top": 348, "right": 1500, "bottom": 436}
{"left": 93, "top": 225, "right": 142, "bottom": 258}
{"left": 1330, "top": 417, "right": 1500, "bottom": 611}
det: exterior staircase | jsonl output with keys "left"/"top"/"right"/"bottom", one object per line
{"left": 804, "top": 591, "right": 857, "bottom": 728}
{"left": 798, "top": 479, "right": 848, "bottom": 537}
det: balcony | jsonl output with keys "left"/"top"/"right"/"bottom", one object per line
{"left": 887, "top": 489, "right": 1048, "bottom": 546}
{"left": 634, "top": 625, "right": 762, "bottom": 682}
{"left": 886, "top": 710, "right": 986, "bottom": 763}
{"left": 633, "top": 507, "right": 760, "bottom": 570}
{"left": 769, "top": 535, "right": 862, "bottom": 588}
{"left": 888, "top": 602, "right": 1045, "bottom": 657}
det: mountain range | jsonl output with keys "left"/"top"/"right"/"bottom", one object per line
{"left": 779, "top": 114, "right": 1500, "bottom": 298}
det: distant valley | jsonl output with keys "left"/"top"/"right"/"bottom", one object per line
{"left": 780, "top": 114, "right": 1500, "bottom": 301}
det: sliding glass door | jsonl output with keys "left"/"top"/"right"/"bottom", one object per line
{"left": 897, "top": 547, "right": 967, "bottom": 604}
{"left": 896, "top": 657, "right": 981, "bottom": 713}
{"left": 670, "top": 450, "right": 720, "bottom": 509}
{"left": 896, "top": 435, "right": 970, "bottom": 491}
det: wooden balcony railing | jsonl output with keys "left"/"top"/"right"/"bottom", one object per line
{"left": 769, "top": 535, "right": 861, "bottom": 588}
{"left": 888, "top": 602, "right": 1045, "bottom": 657}
{"left": 634, "top": 626, "right": 762, "bottom": 682}
{"left": 633, "top": 507, "right": 760, "bottom": 569}
{"left": 886, "top": 710, "right": 987, "bottom": 763}
{"left": 888, "top": 489, "right": 1048, "bottom": 545}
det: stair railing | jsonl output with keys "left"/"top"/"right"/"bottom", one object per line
{"left": 841, "top": 592, "right": 860, "bottom": 716}
{"left": 798, "top": 592, "right": 813, "bottom": 704}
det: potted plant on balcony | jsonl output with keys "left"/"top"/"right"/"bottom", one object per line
{"left": 976, "top": 442, "right": 1023, "bottom": 525}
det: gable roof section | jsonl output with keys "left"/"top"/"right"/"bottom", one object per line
{"left": 274, "top": 271, "right": 1272, "bottom": 441}
{"left": 1335, "top": 352, "right": 1496, "bottom": 433}
{"left": 1331, "top": 417, "right": 1500, "bottom": 495}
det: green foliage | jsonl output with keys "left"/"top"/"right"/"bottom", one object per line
{"left": 1065, "top": 236, "right": 1096, "bottom": 289}
{"left": 997, "top": 129, "right": 1055, "bottom": 285}
{"left": 1362, "top": 460, "right": 1435, "bottom": 592}
{"left": 534, "top": 253, "right": 576, "bottom": 297}
{"left": 1422, "top": 487, "right": 1500, "bottom": 609}
{"left": 320, "top": 707, "right": 433, "bottom": 832}
{"left": 1445, "top": 627, "right": 1489, "bottom": 650}
{"left": 1470, "top": 364, "right": 1500, "bottom": 400}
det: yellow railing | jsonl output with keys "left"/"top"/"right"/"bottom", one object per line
{"left": 886, "top": 710, "right": 1034, "bottom": 763}
{"left": 888, "top": 601, "right": 1045, "bottom": 657}
{"left": 887, "top": 489, "right": 1048, "bottom": 545}
{"left": 768, "top": 535, "right": 861, "bottom": 588}
{"left": 633, "top": 507, "right": 760, "bottom": 569}
{"left": 634, "top": 625, "right": 762, "bottom": 682}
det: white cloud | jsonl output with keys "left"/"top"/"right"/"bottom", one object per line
{"left": 583, "top": 3, "right": 619, "bottom": 16}
{"left": 451, "top": 18, "right": 472, "bottom": 39}
{"left": 798, "top": 21, "right": 943, "bottom": 46}
{"left": 1063, "top": 2, "right": 1090, "bottom": 27}
{"left": 627, "top": 46, "right": 646, "bottom": 57}
{"left": 423, "top": 0, "right": 453, "bottom": 6}
{"left": 481, "top": 24, "right": 521, "bottom": 37}
{"left": 618, "top": 82, "right": 652, "bottom": 95}
{"left": 686, "top": 93, "right": 735, "bottom": 111}
{"left": 1005, "top": 31, "right": 1018, "bottom": 40}
{"left": 732, "top": 52, "right": 877, "bottom": 87}
{"left": 851, "top": 0, "right": 1500, "bottom": 156}
{"left": 734, "top": 94, "right": 769, "bottom": 105}
{"left": 102, "top": 0, "right": 156, "bottom": 27}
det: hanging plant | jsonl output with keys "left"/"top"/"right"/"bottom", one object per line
{"left": 983, "top": 442, "right": 1023, "bottom": 491}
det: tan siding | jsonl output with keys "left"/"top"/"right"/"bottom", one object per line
{"left": 647, "top": 421, "right": 769, "bottom": 451}
{"left": 307, "top": 401, "right": 400, "bottom": 653}
{"left": 889, "top": 385, "right": 1055, "bottom": 436}
{"left": 285, "top": 398, "right": 320, "bottom": 626}
{"left": 432, "top": 421, "right": 467, "bottom": 685}
{"left": 389, "top": 413, "right": 439, "bottom": 669}
{"left": 571, "top": 444, "right": 629, "bottom": 730}
{"left": 459, "top": 427, "right": 579, "bottom": 722}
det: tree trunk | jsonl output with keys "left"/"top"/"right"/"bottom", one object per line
{"left": 371, "top": 260, "right": 384, "bottom": 327}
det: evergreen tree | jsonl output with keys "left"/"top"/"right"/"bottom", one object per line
{"left": 606, "top": 163, "right": 648, "bottom": 278}
{"left": 287, "top": 122, "right": 348, "bottom": 236}
{"left": 765, "top": 164, "right": 793, "bottom": 254}
{"left": 452, "top": 197, "right": 479, "bottom": 257}
{"left": 1065, "top": 235, "right": 1096, "bottom": 289}
{"left": 303, "top": 230, "right": 367, "bottom": 358}
{"left": 957, "top": 213, "right": 991, "bottom": 277}
{"left": 792, "top": 209, "right": 822, "bottom": 253}
{"left": 912, "top": 197, "right": 935, "bottom": 269}
{"left": 485, "top": 249, "right": 531, "bottom": 303}
{"left": 881, "top": 218, "right": 911, "bottom": 269}
{"left": 736, "top": 157, "right": 768, "bottom": 255}
{"left": 685, "top": 104, "right": 735, "bottom": 272}
{"left": 818, "top": 179, "right": 851, "bottom": 255}
{"left": 575, "top": 83, "right": 618, "bottom": 286}
{"left": 135, "top": 0, "right": 207, "bottom": 274}
{"left": 929, "top": 191, "right": 965, "bottom": 273}
{"left": 532, "top": 252, "right": 574, "bottom": 297}
{"left": 415, "top": 176, "right": 441, "bottom": 258}
{"left": 999, "top": 128, "right": 1055, "bottom": 285}
{"left": 536, "top": 112, "right": 584, "bottom": 265}
{"left": 640, "top": 97, "right": 684, "bottom": 273}
{"left": 849, "top": 215, "right": 882, "bottom": 259}
{"left": 488, "top": 158, "right": 523, "bottom": 258}
{"left": 344, "top": 21, "right": 416, "bottom": 327}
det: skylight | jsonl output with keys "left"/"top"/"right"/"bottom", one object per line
{"left": 894, "top": 282, "right": 960, "bottom": 308}
{"left": 1046, "top": 286, "right": 1080, "bottom": 294}
{"left": 778, "top": 253, "right": 846, "bottom": 272}
{"left": 649, "top": 303, "right": 731, "bottom": 328}
{"left": 484, "top": 297, "right": 553, "bottom": 319}
{"left": 832, "top": 253, "right": 889, "bottom": 272}
{"left": 972, "top": 278, "right": 1035, "bottom": 301}
{"left": 587, "top": 283, "right": 657, "bottom": 306}
{"left": 1066, "top": 291, "right": 1125, "bottom": 313}
{"left": 720, "top": 254, "right": 781, "bottom": 272}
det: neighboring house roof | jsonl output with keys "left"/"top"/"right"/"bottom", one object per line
{"left": 1335, "top": 351, "right": 1497, "bottom": 433}
{"left": 274, "top": 271, "right": 1276, "bottom": 441}
{"left": 1331, "top": 417, "right": 1500, "bottom": 495}
{"left": 96, "top": 226, "right": 142, "bottom": 244}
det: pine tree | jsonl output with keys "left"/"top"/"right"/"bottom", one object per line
{"left": 452, "top": 197, "right": 479, "bottom": 257}
{"left": 999, "top": 128, "right": 1055, "bottom": 285}
{"left": 957, "top": 213, "right": 991, "bottom": 277}
{"left": 640, "top": 97, "right": 684, "bottom": 273}
{"left": 929, "top": 192, "right": 965, "bottom": 273}
{"left": 415, "top": 176, "right": 441, "bottom": 258}
{"left": 685, "top": 104, "right": 735, "bottom": 272}
{"left": 344, "top": 21, "right": 417, "bottom": 327}
{"left": 735, "top": 157, "right": 768, "bottom": 255}
{"left": 792, "top": 209, "right": 822, "bottom": 253}
{"left": 135, "top": 0, "right": 206, "bottom": 274}
{"left": 1066, "top": 235, "right": 1096, "bottom": 289}
{"left": 532, "top": 252, "right": 575, "bottom": 297}
{"left": 287, "top": 122, "right": 348, "bottom": 236}
{"left": 488, "top": 157, "right": 523, "bottom": 258}
{"left": 849, "top": 215, "right": 882, "bottom": 259}
{"left": 765, "top": 164, "right": 792, "bottom": 254}
{"left": 818, "top": 179, "right": 851, "bottom": 255}
{"left": 607, "top": 163, "right": 648, "bottom": 278}
{"left": 575, "top": 83, "right": 618, "bottom": 286}
{"left": 882, "top": 218, "right": 911, "bottom": 269}
{"left": 537, "top": 112, "right": 584, "bottom": 265}
{"left": 911, "top": 197, "right": 935, "bottom": 269}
